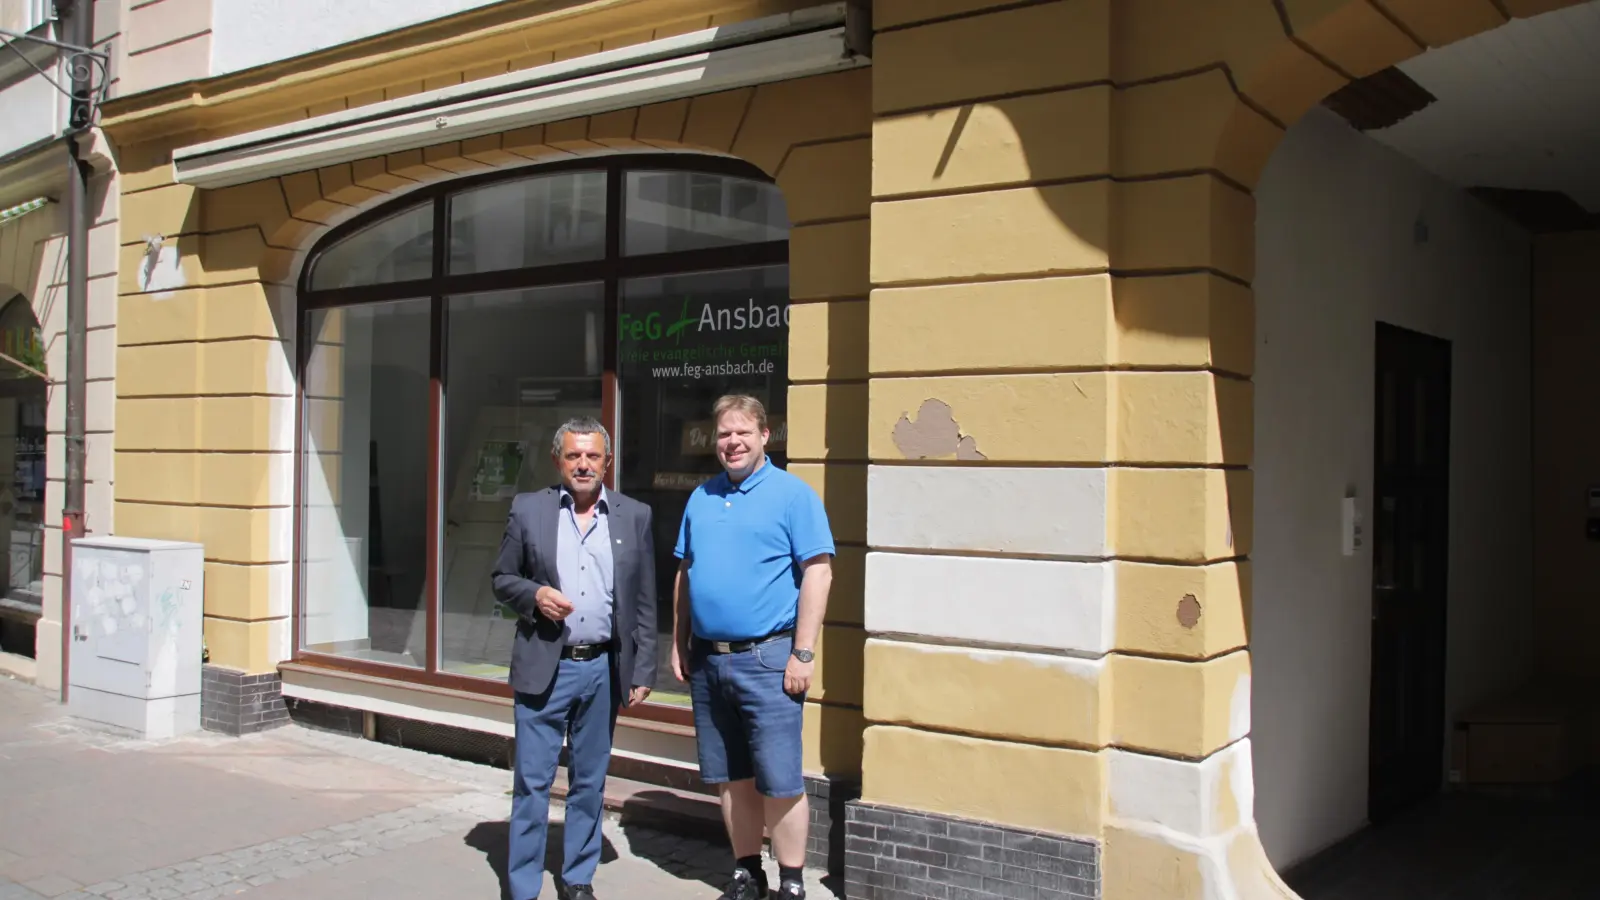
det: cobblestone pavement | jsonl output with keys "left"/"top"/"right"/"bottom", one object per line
{"left": 0, "top": 675, "right": 836, "bottom": 900}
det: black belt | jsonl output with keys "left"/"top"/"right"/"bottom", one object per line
{"left": 561, "top": 642, "right": 611, "bottom": 662}
{"left": 699, "top": 629, "right": 793, "bottom": 655}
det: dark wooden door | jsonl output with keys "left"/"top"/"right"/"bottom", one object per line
{"left": 1368, "top": 321, "right": 1452, "bottom": 823}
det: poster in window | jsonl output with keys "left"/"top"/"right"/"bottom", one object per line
{"left": 469, "top": 440, "right": 527, "bottom": 501}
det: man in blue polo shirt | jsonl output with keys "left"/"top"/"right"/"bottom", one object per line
{"left": 671, "top": 394, "right": 834, "bottom": 900}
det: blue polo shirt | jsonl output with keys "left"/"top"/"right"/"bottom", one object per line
{"left": 673, "top": 457, "right": 834, "bottom": 641}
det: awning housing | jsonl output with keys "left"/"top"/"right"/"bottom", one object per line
{"left": 172, "top": 3, "right": 871, "bottom": 190}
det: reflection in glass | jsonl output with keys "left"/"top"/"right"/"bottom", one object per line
{"left": 449, "top": 171, "right": 607, "bottom": 275}
{"left": 617, "top": 265, "right": 790, "bottom": 702}
{"left": 0, "top": 296, "right": 46, "bottom": 622}
{"left": 439, "top": 284, "right": 605, "bottom": 679}
{"left": 308, "top": 203, "right": 433, "bottom": 290}
{"left": 300, "top": 299, "right": 432, "bottom": 668}
{"left": 624, "top": 171, "right": 788, "bottom": 256}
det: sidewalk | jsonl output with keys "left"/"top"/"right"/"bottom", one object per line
{"left": 0, "top": 675, "right": 837, "bottom": 900}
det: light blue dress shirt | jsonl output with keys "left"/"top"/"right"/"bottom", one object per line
{"left": 556, "top": 487, "right": 615, "bottom": 646}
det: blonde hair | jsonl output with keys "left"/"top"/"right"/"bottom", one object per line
{"left": 713, "top": 394, "right": 768, "bottom": 432}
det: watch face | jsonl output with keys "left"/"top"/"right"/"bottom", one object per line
{"left": 793, "top": 648, "right": 814, "bottom": 663}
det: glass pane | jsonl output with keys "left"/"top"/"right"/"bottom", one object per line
{"left": 308, "top": 203, "right": 433, "bottom": 290}
{"left": 448, "top": 171, "right": 607, "bottom": 275}
{"left": 624, "top": 171, "right": 788, "bottom": 256}
{"left": 617, "top": 265, "right": 789, "bottom": 703}
{"left": 300, "top": 298, "right": 432, "bottom": 668}
{"left": 0, "top": 297, "right": 46, "bottom": 617}
{"left": 440, "top": 283, "right": 605, "bottom": 680}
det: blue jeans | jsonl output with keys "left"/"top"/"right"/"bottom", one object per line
{"left": 689, "top": 633, "right": 806, "bottom": 798}
{"left": 510, "top": 656, "right": 617, "bottom": 900}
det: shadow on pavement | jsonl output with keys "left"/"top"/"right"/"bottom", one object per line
{"left": 464, "top": 820, "right": 617, "bottom": 900}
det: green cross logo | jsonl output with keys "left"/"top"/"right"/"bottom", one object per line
{"left": 664, "top": 298, "right": 697, "bottom": 344}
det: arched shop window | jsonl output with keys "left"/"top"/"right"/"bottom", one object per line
{"left": 296, "top": 155, "right": 790, "bottom": 713}
{"left": 0, "top": 295, "right": 47, "bottom": 632}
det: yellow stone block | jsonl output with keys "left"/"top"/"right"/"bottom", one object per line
{"left": 1114, "top": 176, "right": 1254, "bottom": 283}
{"left": 787, "top": 383, "right": 868, "bottom": 462}
{"left": 281, "top": 171, "right": 349, "bottom": 224}
{"left": 122, "top": 338, "right": 289, "bottom": 397}
{"left": 634, "top": 100, "right": 690, "bottom": 147}
{"left": 803, "top": 701, "right": 866, "bottom": 776}
{"left": 1102, "top": 825, "right": 1213, "bottom": 900}
{"left": 732, "top": 69, "right": 871, "bottom": 175}
{"left": 318, "top": 164, "right": 388, "bottom": 208}
{"left": 872, "top": 181, "right": 1111, "bottom": 285}
{"left": 202, "top": 179, "right": 291, "bottom": 234}
{"left": 1110, "top": 651, "right": 1251, "bottom": 759}
{"left": 1280, "top": 0, "right": 1424, "bottom": 79}
{"left": 873, "top": 0, "right": 1023, "bottom": 29}
{"left": 681, "top": 88, "right": 753, "bottom": 154}
{"left": 813, "top": 625, "right": 865, "bottom": 707}
{"left": 203, "top": 617, "right": 282, "bottom": 674}
{"left": 1110, "top": 468, "right": 1252, "bottom": 563}
{"left": 115, "top": 500, "right": 200, "bottom": 545}
{"left": 861, "top": 725, "right": 1106, "bottom": 838}
{"left": 116, "top": 452, "right": 198, "bottom": 505}
{"left": 870, "top": 373, "right": 1109, "bottom": 463}
{"left": 788, "top": 463, "right": 866, "bottom": 545}
{"left": 870, "top": 276, "right": 1112, "bottom": 375}
{"left": 788, "top": 299, "right": 867, "bottom": 382}
{"left": 201, "top": 397, "right": 293, "bottom": 452}
{"left": 119, "top": 283, "right": 285, "bottom": 345}
{"left": 122, "top": 184, "right": 201, "bottom": 238}
{"left": 202, "top": 339, "right": 291, "bottom": 396}
{"left": 118, "top": 343, "right": 200, "bottom": 396}
{"left": 202, "top": 228, "right": 275, "bottom": 285}
{"left": 1114, "top": 72, "right": 1282, "bottom": 189}
{"left": 828, "top": 544, "right": 865, "bottom": 626}
{"left": 1114, "top": 273, "right": 1255, "bottom": 377}
{"left": 1377, "top": 0, "right": 1507, "bottom": 47}
{"left": 424, "top": 142, "right": 492, "bottom": 175}
{"left": 790, "top": 219, "right": 869, "bottom": 301}
{"left": 1114, "top": 372, "right": 1253, "bottom": 467}
{"left": 778, "top": 138, "right": 870, "bottom": 225}
{"left": 873, "top": 87, "right": 1111, "bottom": 198}
{"left": 873, "top": 1, "right": 1110, "bottom": 114}
{"left": 863, "top": 640, "right": 1109, "bottom": 748}
{"left": 1114, "top": 561, "right": 1250, "bottom": 660}
{"left": 114, "top": 399, "right": 199, "bottom": 451}
{"left": 386, "top": 149, "right": 454, "bottom": 183}
{"left": 351, "top": 156, "right": 420, "bottom": 194}
{"left": 199, "top": 454, "right": 289, "bottom": 508}
{"left": 120, "top": 139, "right": 178, "bottom": 194}
{"left": 199, "top": 506, "right": 290, "bottom": 564}
{"left": 204, "top": 562, "right": 283, "bottom": 621}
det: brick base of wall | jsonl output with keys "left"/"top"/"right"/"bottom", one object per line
{"left": 201, "top": 666, "right": 289, "bottom": 736}
{"left": 806, "top": 774, "right": 860, "bottom": 876}
{"left": 844, "top": 801, "right": 1101, "bottom": 900}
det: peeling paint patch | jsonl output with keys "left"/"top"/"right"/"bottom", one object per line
{"left": 137, "top": 235, "right": 185, "bottom": 298}
{"left": 1177, "top": 593, "right": 1202, "bottom": 629}
{"left": 892, "top": 398, "right": 986, "bottom": 460}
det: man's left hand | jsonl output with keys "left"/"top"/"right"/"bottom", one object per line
{"left": 627, "top": 686, "right": 652, "bottom": 707}
{"left": 784, "top": 657, "right": 814, "bottom": 696}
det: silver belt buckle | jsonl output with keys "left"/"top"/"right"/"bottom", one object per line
{"left": 713, "top": 640, "right": 734, "bottom": 653}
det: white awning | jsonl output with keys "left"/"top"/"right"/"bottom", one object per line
{"left": 172, "top": 3, "right": 870, "bottom": 190}
{"left": 0, "top": 196, "right": 50, "bottom": 228}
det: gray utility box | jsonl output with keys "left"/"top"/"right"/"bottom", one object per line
{"left": 67, "top": 536, "right": 205, "bottom": 739}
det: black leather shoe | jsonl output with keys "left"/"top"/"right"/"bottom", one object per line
{"left": 564, "top": 885, "right": 596, "bottom": 900}
{"left": 776, "top": 880, "right": 805, "bottom": 900}
{"left": 719, "top": 867, "right": 765, "bottom": 900}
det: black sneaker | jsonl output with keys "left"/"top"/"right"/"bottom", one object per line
{"left": 720, "top": 867, "right": 765, "bottom": 900}
{"left": 564, "top": 886, "right": 596, "bottom": 900}
{"left": 776, "top": 879, "right": 805, "bottom": 899}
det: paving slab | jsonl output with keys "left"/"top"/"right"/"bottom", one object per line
{"left": 0, "top": 675, "right": 837, "bottom": 900}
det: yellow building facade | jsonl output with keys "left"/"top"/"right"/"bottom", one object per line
{"left": 94, "top": 1, "right": 1587, "bottom": 898}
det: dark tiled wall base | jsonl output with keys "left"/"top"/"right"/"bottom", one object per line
{"left": 284, "top": 696, "right": 365, "bottom": 736}
{"left": 201, "top": 666, "right": 289, "bottom": 736}
{"left": 806, "top": 775, "right": 860, "bottom": 876}
{"left": 844, "top": 802, "right": 1100, "bottom": 900}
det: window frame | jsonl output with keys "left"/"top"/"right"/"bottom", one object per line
{"left": 292, "top": 153, "right": 789, "bottom": 724}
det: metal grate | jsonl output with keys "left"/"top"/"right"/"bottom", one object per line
{"left": 374, "top": 714, "right": 514, "bottom": 769}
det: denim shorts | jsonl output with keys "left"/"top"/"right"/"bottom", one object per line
{"left": 688, "top": 633, "right": 806, "bottom": 798}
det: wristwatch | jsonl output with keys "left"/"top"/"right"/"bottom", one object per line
{"left": 791, "top": 647, "right": 814, "bottom": 663}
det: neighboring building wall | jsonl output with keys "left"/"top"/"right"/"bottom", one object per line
{"left": 1532, "top": 231, "right": 1600, "bottom": 702}
{"left": 1250, "top": 106, "right": 1534, "bottom": 871}
{"left": 210, "top": 0, "right": 501, "bottom": 76}
{"left": 121, "top": 0, "right": 211, "bottom": 95}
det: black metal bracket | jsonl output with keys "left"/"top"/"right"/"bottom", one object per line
{"left": 0, "top": 23, "right": 110, "bottom": 133}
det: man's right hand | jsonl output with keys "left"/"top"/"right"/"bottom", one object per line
{"left": 671, "top": 639, "right": 691, "bottom": 682}
{"left": 535, "top": 586, "right": 575, "bottom": 621}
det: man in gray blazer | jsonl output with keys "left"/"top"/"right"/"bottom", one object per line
{"left": 491, "top": 416, "right": 658, "bottom": 900}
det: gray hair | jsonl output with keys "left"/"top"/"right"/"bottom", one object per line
{"left": 551, "top": 416, "right": 612, "bottom": 457}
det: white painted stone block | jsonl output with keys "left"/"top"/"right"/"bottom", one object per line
{"left": 865, "top": 552, "right": 1114, "bottom": 654}
{"left": 867, "top": 465, "right": 1107, "bottom": 557}
{"left": 1109, "top": 739, "right": 1255, "bottom": 839}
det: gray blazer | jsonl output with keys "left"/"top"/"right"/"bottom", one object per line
{"left": 490, "top": 486, "right": 658, "bottom": 698}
